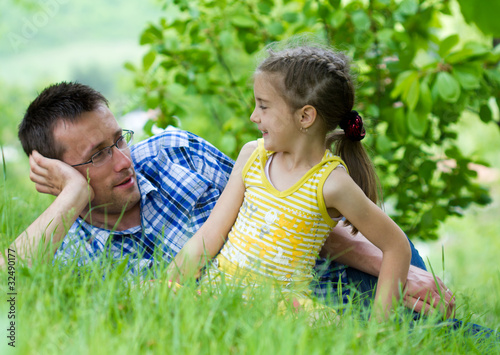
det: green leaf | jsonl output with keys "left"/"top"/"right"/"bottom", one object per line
{"left": 375, "top": 135, "right": 393, "bottom": 154}
{"left": 142, "top": 51, "right": 156, "bottom": 71}
{"left": 398, "top": 0, "right": 419, "bottom": 16}
{"left": 419, "top": 160, "right": 436, "bottom": 181}
{"left": 124, "top": 62, "right": 136, "bottom": 72}
{"left": 413, "top": 48, "right": 438, "bottom": 69}
{"left": 420, "top": 210, "right": 436, "bottom": 230}
{"left": 438, "top": 34, "right": 459, "bottom": 57}
{"left": 376, "top": 28, "right": 394, "bottom": 45}
{"left": 257, "top": 2, "right": 272, "bottom": 14}
{"left": 435, "top": 72, "right": 460, "bottom": 103}
{"left": 268, "top": 22, "right": 285, "bottom": 36}
{"left": 331, "top": 9, "right": 347, "bottom": 28}
{"left": 431, "top": 205, "right": 447, "bottom": 221}
{"left": 447, "top": 42, "right": 490, "bottom": 63}
{"left": 139, "top": 25, "right": 163, "bottom": 45}
{"left": 143, "top": 119, "right": 155, "bottom": 136}
{"left": 453, "top": 66, "right": 481, "bottom": 90}
{"left": 318, "top": 4, "right": 330, "bottom": 19}
{"left": 463, "top": 42, "right": 491, "bottom": 57}
{"left": 479, "top": 104, "right": 492, "bottom": 123}
{"left": 351, "top": 11, "right": 371, "bottom": 32}
{"left": 243, "top": 37, "right": 260, "bottom": 54}
{"left": 404, "top": 77, "right": 420, "bottom": 111}
{"left": 219, "top": 31, "right": 233, "bottom": 48}
{"left": 477, "top": 192, "right": 493, "bottom": 205}
{"left": 445, "top": 146, "right": 461, "bottom": 160}
{"left": 328, "top": 0, "right": 341, "bottom": 8}
{"left": 160, "top": 60, "right": 177, "bottom": 70}
{"left": 171, "top": 19, "right": 188, "bottom": 33}
{"left": 445, "top": 48, "right": 474, "bottom": 64}
{"left": 146, "top": 91, "right": 160, "bottom": 109}
{"left": 391, "top": 70, "right": 417, "bottom": 99}
{"left": 416, "top": 81, "right": 432, "bottom": 114}
{"left": 231, "top": 15, "right": 255, "bottom": 28}
{"left": 282, "top": 12, "right": 299, "bottom": 23}
{"left": 485, "top": 68, "right": 500, "bottom": 85}
{"left": 407, "top": 110, "right": 428, "bottom": 137}
{"left": 457, "top": 0, "right": 500, "bottom": 36}
{"left": 392, "top": 107, "right": 408, "bottom": 142}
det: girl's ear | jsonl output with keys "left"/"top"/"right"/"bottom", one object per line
{"left": 299, "top": 105, "right": 317, "bottom": 129}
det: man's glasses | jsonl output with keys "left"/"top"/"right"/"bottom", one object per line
{"left": 71, "top": 130, "right": 134, "bottom": 168}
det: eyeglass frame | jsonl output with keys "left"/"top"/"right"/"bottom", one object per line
{"left": 70, "top": 129, "right": 134, "bottom": 167}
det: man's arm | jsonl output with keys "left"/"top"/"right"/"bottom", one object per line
{"left": 321, "top": 221, "right": 455, "bottom": 317}
{"left": 0, "top": 151, "right": 92, "bottom": 268}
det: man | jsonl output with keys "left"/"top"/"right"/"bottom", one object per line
{"left": 8, "top": 82, "right": 454, "bottom": 316}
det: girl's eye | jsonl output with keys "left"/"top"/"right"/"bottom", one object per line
{"left": 259, "top": 105, "right": 267, "bottom": 110}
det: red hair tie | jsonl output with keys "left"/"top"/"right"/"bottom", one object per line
{"left": 339, "top": 110, "right": 366, "bottom": 141}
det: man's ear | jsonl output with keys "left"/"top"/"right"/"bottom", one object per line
{"left": 299, "top": 105, "right": 317, "bottom": 129}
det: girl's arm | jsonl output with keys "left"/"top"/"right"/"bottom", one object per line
{"left": 323, "top": 168, "right": 411, "bottom": 320}
{"left": 166, "top": 141, "right": 258, "bottom": 282}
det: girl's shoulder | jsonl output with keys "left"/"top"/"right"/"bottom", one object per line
{"left": 231, "top": 140, "right": 259, "bottom": 174}
{"left": 323, "top": 165, "right": 371, "bottom": 212}
{"left": 323, "top": 165, "right": 358, "bottom": 197}
{"left": 240, "top": 140, "right": 259, "bottom": 158}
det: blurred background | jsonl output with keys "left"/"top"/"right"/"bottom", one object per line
{"left": 1, "top": 0, "right": 499, "bottom": 327}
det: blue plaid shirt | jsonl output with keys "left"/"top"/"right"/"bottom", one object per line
{"left": 54, "top": 127, "right": 234, "bottom": 278}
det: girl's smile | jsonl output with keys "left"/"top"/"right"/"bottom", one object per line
{"left": 250, "top": 73, "right": 300, "bottom": 151}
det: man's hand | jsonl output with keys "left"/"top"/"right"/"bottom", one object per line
{"left": 404, "top": 265, "right": 455, "bottom": 318}
{"left": 0, "top": 150, "right": 96, "bottom": 268}
{"left": 29, "top": 150, "right": 94, "bottom": 199}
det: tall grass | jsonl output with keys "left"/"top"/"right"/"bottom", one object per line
{"left": 423, "top": 182, "right": 500, "bottom": 331}
{"left": 0, "top": 162, "right": 499, "bottom": 354}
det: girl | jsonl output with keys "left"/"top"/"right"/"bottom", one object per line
{"left": 167, "top": 45, "right": 411, "bottom": 320}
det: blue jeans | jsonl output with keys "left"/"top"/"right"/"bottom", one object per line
{"left": 312, "top": 237, "right": 427, "bottom": 302}
{"left": 343, "top": 238, "right": 427, "bottom": 295}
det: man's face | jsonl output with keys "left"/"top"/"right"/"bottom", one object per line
{"left": 53, "top": 105, "right": 141, "bottom": 222}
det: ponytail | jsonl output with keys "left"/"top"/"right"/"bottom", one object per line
{"left": 327, "top": 131, "right": 381, "bottom": 235}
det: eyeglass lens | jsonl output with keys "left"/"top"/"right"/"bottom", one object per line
{"left": 92, "top": 131, "right": 133, "bottom": 166}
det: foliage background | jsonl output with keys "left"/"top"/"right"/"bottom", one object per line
{"left": 128, "top": 0, "right": 500, "bottom": 241}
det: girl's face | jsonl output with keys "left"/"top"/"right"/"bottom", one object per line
{"left": 250, "top": 73, "right": 300, "bottom": 151}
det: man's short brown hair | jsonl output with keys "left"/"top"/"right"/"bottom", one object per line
{"left": 18, "top": 82, "right": 109, "bottom": 159}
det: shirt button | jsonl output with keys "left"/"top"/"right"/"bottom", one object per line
{"left": 144, "top": 227, "right": 154, "bottom": 235}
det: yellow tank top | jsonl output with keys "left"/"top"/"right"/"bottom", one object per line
{"left": 210, "top": 139, "right": 347, "bottom": 295}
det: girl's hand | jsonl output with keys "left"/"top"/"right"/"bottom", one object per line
{"left": 29, "top": 150, "right": 94, "bottom": 200}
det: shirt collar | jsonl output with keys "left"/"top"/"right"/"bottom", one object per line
{"left": 136, "top": 170, "right": 157, "bottom": 200}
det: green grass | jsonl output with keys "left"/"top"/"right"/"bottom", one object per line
{"left": 422, "top": 182, "right": 500, "bottom": 331}
{"left": 1, "top": 167, "right": 499, "bottom": 354}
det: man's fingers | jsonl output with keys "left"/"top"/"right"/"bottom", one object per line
{"left": 404, "top": 290, "right": 454, "bottom": 319}
{"left": 30, "top": 150, "right": 47, "bottom": 168}
{"left": 404, "top": 296, "right": 433, "bottom": 315}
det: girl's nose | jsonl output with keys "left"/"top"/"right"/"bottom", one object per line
{"left": 250, "top": 108, "right": 259, "bottom": 123}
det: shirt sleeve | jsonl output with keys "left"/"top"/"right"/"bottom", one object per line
{"left": 132, "top": 127, "right": 234, "bottom": 192}
{"left": 54, "top": 221, "right": 159, "bottom": 282}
